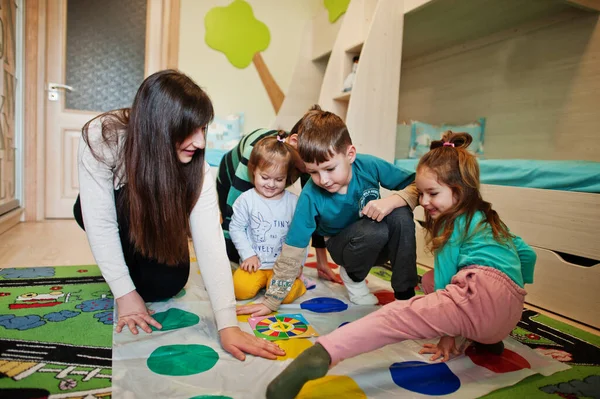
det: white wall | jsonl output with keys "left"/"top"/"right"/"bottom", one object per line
{"left": 179, "top": 0, "right": 321, "bottom": 133}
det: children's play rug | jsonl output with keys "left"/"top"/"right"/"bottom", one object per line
{"left": 0, "top": 265, "right": 112, "bottom": 399}
{"left": 1, "top": 263, "right": 599, "bottom": 399}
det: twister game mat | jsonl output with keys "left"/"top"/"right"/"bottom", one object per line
{"left": 111, "top": 261, "right": 575, "bottom": 399}
{"left": 0, "top": 265, "right": 112, "bottom": 399}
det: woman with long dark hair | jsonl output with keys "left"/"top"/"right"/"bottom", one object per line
{"left": 74, "top": 70, "right": 283, "bottom": 361}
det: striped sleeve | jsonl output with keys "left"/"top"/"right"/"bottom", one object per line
{"left": 226, "top": 129, "right": 276, "bottom": 212}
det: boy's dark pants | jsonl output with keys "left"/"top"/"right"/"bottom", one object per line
{"left": 326, "top": 207, "right": 418, "bottom": 299}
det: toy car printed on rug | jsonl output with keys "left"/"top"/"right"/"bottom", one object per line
{"left": 248, "top": 313, "right": 318, "bottom": 341}
{"left": 0, "top": 265, "right": 112, "bottom": 399}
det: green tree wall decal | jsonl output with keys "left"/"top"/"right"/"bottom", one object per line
{"left": 205, "top": 0, "right": 284, "bottom": 113}
{"left": 324, "top": 0, "right": 350, "bottom": 23}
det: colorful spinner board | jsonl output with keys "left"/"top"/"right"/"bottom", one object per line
{"left": 248, "top": 313, "right": 318, "bottom": 341}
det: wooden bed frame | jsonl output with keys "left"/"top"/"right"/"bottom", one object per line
{"left": 414, "top": 184, "right": 600, "bottom": 329}
{"left": 272, "top": 0, "right": 600, "bottom": 329}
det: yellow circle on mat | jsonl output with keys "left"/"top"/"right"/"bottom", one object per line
{"left": 235, "top": 306, "right": 274, "bottom": 323}
{"left": 275, "top": 339, "right": 313, "bottom": 361}
{"left": 237, "top": 314, "right": 252, "bottom": 323}
{"left": 296, "top": 375, "right": 366, "bottom": 399}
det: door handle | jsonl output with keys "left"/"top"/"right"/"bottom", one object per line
{"left": 47, "top": 82, "right": 75, "bottom": 101}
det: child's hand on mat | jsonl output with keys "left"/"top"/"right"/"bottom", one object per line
{"left": 316, "top": 261, "right": 342, "bottom": 284}
{"left": 419, "top": 336, "right": 460, "bottom": 362}
{"left": 241, "top": 256, "right": 261, "bottom": 272}
{"left": 115, "top": 290, "right": 162, "bottom": 334}
{"left": 236, "top": 303, "right": 272, "bottom": 317}
{"left": 362, "top": 196, "right": 405, "bottom": 222}
{"left": 219, "top": 326, "right": 285, "bottom": 361}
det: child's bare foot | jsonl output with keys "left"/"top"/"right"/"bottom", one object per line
{"left": 266, "top": 343, "right": 331, "bottom": 399}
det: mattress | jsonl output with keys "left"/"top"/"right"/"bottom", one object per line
{"left": 205, "top": 148, "right": 228, "bottom": 167}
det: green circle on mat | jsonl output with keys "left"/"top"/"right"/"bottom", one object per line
{"left": 189, "top": 396, "right": 233, "bottom": 399}
{"left": 147, "top": 344, "right": 218, "bottom": 376}
{"left": 151, "top": 308, "right": 199, "bottom": 331}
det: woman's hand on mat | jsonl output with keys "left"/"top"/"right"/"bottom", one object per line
{"left": 236, "top": 303, "right": 272, "bottom": 317}
{"left": 362, "top": 196, "right": 404, "bottom": 222}
{"left": 115, "top": 290, "right": 162, "bottom": 334}
{"left": 240, "top": 256, "right": 260, "bottom": 272}
{"left": 219, "top": 326, "right": 285, "bottom": 361}
{"left": 419, "top": 336, "right": 460, "bottom": 362}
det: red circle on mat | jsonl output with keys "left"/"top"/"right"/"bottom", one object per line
{"left": 304, "top": 261, "right": 339, "bottom": 270}
{"left": 50, "top": 286, "right": 62, "bottom": 290}
{"left": 374, "top": 290, "right": 395, "bottom": 305}
{"left": 307, "top": 253, "right": 314, "bottom": 258}
{"left": 465, "top": 346, "right": 531, "bottom": 373}
{"left": 77, "top": 269, "right": 88, "bottom": 273}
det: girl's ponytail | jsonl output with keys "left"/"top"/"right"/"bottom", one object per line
{"left": 430, "top": 130, "right": 473, "bottom": 150}
{"left": 276, "top": 130, "right": 289, "bottom": 144}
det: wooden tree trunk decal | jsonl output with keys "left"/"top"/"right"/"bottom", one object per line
{"left": 252, "top": 53, "right": 284, "bottom": 113}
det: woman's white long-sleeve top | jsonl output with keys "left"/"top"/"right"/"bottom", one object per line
{"left": 77, "top": 120, "right": 237, "bottom": 330}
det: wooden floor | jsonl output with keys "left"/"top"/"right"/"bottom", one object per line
{"left": 1, "top": 220, "right": 598, "bottom": 336}
{"left": 0, "top": 220, "right": 95, "bottom": 268}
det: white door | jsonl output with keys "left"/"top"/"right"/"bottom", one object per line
{"left": 44, "top": 0, "right": 169, "bottom": 218}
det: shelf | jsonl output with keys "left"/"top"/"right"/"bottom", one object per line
{"left": 310, "top": 7, "right": 342, "bottom": 63}
{"left": 312, "top": 49, "right": 332, "bottom": 62}
{"left": 333, "top": 92, "right": 351, "bottom": 102}
{"left": 402, "top": 0, "right": 588, "bottom": 62}
{"left": 345, "top": 41, "right": 364, "bottom": 54}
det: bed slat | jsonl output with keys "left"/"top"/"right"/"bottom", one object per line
{"left": 480, "top": 185, "right": 600, "bottom": 261}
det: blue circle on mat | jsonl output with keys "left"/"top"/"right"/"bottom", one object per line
{"left": 300, "top": 297, "right": 348, "bottom": 313}
{"left": 338, "top": 322, "right": 350, "bottom": 328}
{"left": 389, "top": 361, "right": 460, "bottom": 395}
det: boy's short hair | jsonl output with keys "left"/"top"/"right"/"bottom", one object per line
{"left": 295, "top": 105, "right": 352, "bottom": 163}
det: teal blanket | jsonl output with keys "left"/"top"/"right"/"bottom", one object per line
{"left": 394, "top": 159, "right": 600, "bottom": 193}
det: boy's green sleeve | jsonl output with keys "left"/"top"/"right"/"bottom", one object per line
{"left": 375, "top": 157, "right": 415, "bottom": 191}
{"left": 284, "top": 190, "right": 318, "bottom": 248}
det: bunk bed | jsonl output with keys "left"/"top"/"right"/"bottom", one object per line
{"left": 275, "top": 0, "right": 600, "bottom": 328}
{"left": 392, "top": 0, "right": 600, "bottom": 328}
